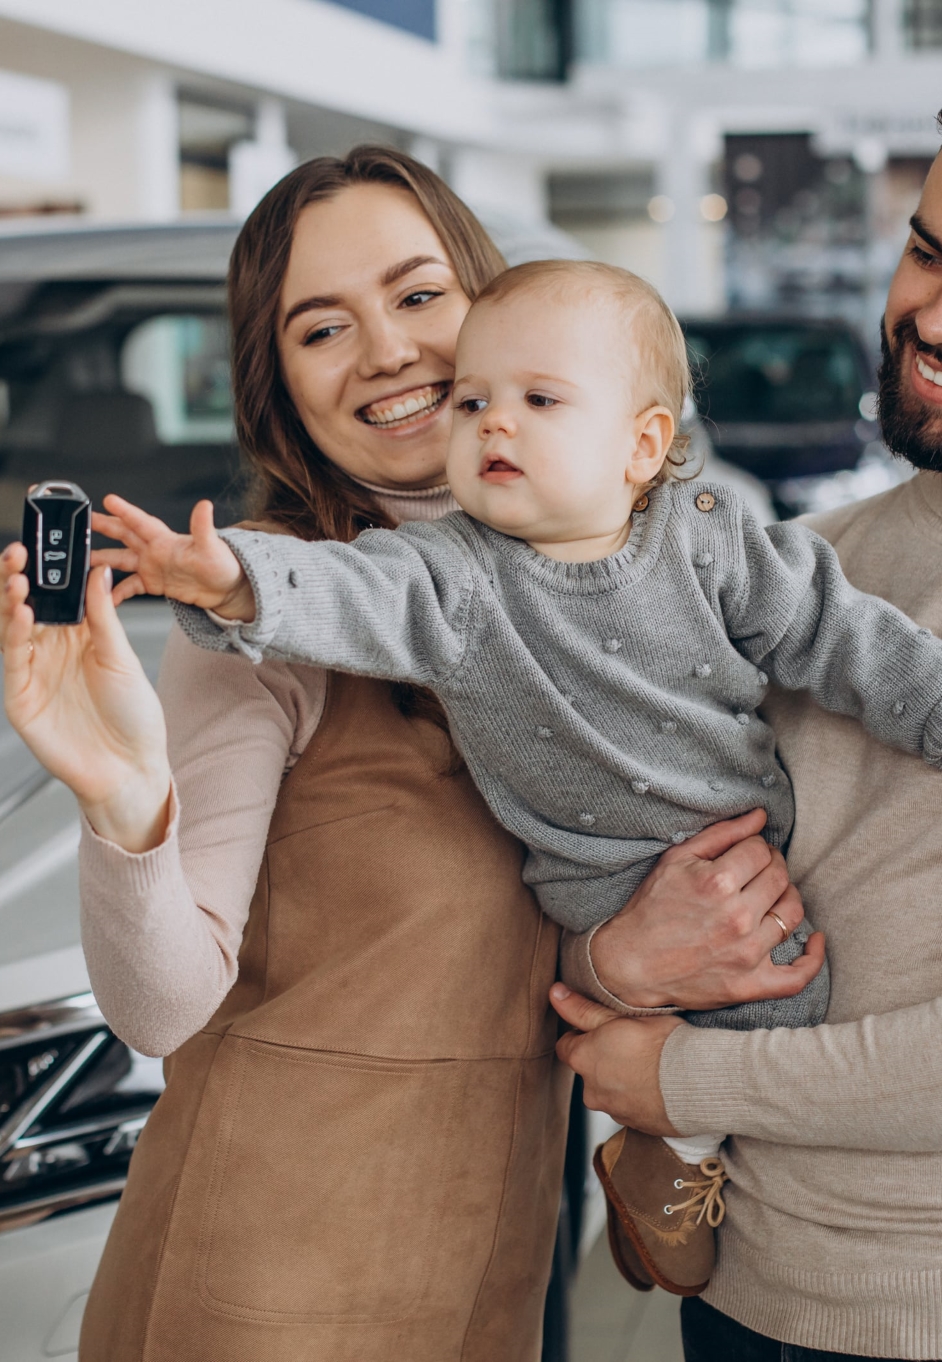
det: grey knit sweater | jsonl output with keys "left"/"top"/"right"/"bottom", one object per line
{"left": 174, "top": 480, "right": 942, "bottom": 942}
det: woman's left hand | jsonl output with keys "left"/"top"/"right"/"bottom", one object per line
{"left": 550, "top": 984, "right": 685, "bottom": 1135}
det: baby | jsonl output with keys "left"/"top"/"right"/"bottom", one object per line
{"left": 99, "top": 261, "right": 942, "bottom": 1297}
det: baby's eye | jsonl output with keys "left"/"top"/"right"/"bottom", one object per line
{"left": 402, "top": 290, "right": 443, "bottom": 308}
{"left": 303, "top": 324, "right": 343, "bottom": 345}
{"left": 457, "top": 397, "right": 488, "bottom": 414}
{"left": 527, "top": 393, "right": 558, "bottom": 408}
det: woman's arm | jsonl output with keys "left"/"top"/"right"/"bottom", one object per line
{"left": 579, "top": 810, "right": 824, "bottom": 1012}
{"left": 79, "top": 628, "right": 325, "bottom": 1056}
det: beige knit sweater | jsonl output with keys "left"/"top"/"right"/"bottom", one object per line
{"left": 659, "top": 469, "right": 942, "bottom": 1359}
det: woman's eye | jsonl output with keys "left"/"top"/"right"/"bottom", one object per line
{"left": 527, "top": 393, "right": 557, "bottom": 408}
{"left": 402, "top": 290, "right": 443, "bottom": 308}
{"left": 458, "top": 398, "right": 487, "bottom": 414}
{"left": 303, "top": 324, "right": 343, "bottom": 345}
{"left": 909, "top": 244, "right": 942, "bottom": 270}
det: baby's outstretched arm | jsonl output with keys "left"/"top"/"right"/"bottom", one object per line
{"left": 92, "top": 496, "right": 254, "bottom": 618}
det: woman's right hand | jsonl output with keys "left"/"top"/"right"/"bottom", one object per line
{"left": 590, "top": 808, "right": 825, "bottom": 1012}
{"left": 1, "top": 544, "right": 172, "bottom": 852}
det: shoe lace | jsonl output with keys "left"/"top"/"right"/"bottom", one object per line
{"left": 665, "top": 1157, "right": 729, "bottom": 1228}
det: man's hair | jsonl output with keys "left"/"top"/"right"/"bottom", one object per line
{"left": 472, "top": 259, "right": 692, "bottom": 481}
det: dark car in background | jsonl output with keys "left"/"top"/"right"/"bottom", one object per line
{"left": 681, "top": 315, "right": 906, "bottom": 517}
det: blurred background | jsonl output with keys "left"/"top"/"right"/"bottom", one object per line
{"left": 0, "top": 4, "right": 940, "bottom": 1361}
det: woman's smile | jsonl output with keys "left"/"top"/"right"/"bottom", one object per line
{"left": 357, "top": 380, "right": 451, "bottom": 431}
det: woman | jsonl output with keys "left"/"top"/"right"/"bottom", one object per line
{"left": 0, "top": 148, "right": 812, "bottom": 1361}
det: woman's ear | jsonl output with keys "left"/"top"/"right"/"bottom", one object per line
{"left": 626, "top": 406, "right": 675, "bottom": 486}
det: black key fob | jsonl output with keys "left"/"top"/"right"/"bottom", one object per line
{"left": 22, "top": 481, "right": 92, "bottom": 625}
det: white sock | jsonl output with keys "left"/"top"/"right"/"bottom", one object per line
{"left": 663, "top": 1132, "right": 724, "bottom": 1165}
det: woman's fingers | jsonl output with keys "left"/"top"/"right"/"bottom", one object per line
{"left": 2, "top": 598, "right": 37, "bottom": 705}
{"left": 676, "top": 807, "right": 767, "bottom": 863}
{"left": 549, "top": 983, "right": 623, "bottom": 1031}
{"left": 1, "top": 542, "right": 27, "bottom": 579}
{"left": 83, "top": 567, "right": 130, "bottom": 666}
{"left": 754, "top": 930, "right": 826, "bottom": 999}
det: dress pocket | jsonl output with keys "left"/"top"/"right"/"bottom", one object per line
{"left": 198, "top": 1039, "right": 458, "bottom": 1322}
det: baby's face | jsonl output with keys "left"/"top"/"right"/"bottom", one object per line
{"left": 447, "top": 290, "right": 649, "bottom": 547}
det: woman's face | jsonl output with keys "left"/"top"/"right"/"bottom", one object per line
{"left": 277, "top": 183, "right": 473, "bottom": 489}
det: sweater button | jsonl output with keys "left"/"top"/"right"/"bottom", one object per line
{"left": 694, "top": 663, "right": 712, "bottom": 679}
{"left": 579, "top": 812, "right": 596, "bottom": 827}
{"left": 631, "top": 780, "right": 650, "bottom": 795}
{"left": 694, "top": 552, "right": 714, "bottom": 568}
{"left": 892, "top": 700, "right": 906, "bottom": 715}
{"left": 695, "top": 492, "right": 716, "bottom": 513}
{"left": 659, "top": 720, "right": 677, "bottom": 734}
{"left": 761, "top": 773, "right": 776, "bottom": 787}
{"left": 735, "top": 712, "right": 750, "bottom": 725}
{"left": 536, "top": 725, "right": 553, "bottom": 739}
{"left": 603, "top": 639, "right": 622, "bottom": 653}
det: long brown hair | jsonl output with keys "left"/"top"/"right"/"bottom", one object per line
{"left": 228, "top": 144, "right": 506, "bottom": 543}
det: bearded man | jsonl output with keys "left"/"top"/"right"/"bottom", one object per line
{"left": 552, "top": 122, "right": 942, "bottom": 1362}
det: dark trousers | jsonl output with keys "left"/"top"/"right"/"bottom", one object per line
{"left": 681, "top": 1298, "right": 935, "bottom": 1362}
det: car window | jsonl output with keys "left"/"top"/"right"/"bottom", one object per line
{"left": 686, "top": 326, "right": 865, "bottom": 425}
{"left": 122, "top": 314, "right": 234, "bottom": 444}
{"left": 0, "top": 304, "right": 244, "bottom": 555}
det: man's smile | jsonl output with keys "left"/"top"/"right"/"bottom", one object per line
{"left": 910, "top": 346, "right": 942, "bottom": 406}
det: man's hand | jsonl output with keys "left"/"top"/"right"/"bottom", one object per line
{"left": 91, "top": 495, "right": 254, "bottom": 618}
{"left": 551, "top": 984, "right": 683, "bottom": 1135}
{"left": 590, "top": 808, "right": 825, "bottom": 1012}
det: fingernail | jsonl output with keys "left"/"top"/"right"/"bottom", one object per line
{"left": 550, "top": 984, "right": 571, "bottom": 1001}
{"left": 103, "top": 567, "right": 113, "bottom": 590}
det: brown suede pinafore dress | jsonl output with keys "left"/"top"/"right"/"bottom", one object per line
{"left": 80, "top": 671, "right": 571, "bottom": 1362}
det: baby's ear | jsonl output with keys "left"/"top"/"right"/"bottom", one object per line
{"left": 627, "top": 406, "right": 674, "bottom": 485}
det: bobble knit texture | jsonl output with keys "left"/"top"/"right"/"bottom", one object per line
{"left": 175, "top": 481, "right": 942, "bottom": 1028}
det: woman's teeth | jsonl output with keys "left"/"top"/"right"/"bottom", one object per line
{"left": 361, "top": 384, "right": 448, "bottom": 427}
{"left": 916, "top": 353, "right": 942, "bottom": 387}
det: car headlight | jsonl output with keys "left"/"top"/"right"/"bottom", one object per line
{"left": 0, "top": 993, "right": 164, "bottom": 1232}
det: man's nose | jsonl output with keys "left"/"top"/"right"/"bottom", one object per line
{"left": 916, "top": 290, "right": 942, "bottom": 351}
{"left": 358, "top": 312, "right": 421, "bottom": 377}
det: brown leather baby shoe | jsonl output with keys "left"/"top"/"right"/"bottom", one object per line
{"left": 593, "top": 1126, "right": 728, "bottom": 1296}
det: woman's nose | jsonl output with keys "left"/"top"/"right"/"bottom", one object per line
{"left": 358, "top": 312, "right": 421, "bottom": 377}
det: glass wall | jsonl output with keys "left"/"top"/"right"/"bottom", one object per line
{"left": 904, "top": 0, "right": 942, "bottom": 48}
{"left": 576, "top": 0, "right": 872, "bottom": 68}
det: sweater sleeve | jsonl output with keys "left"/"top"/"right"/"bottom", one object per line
{"left": 78, "top": 625, "right": 325, "bottom": 1056}
{"left": 659, "top": 996, "right": 942, "bottom": 1152}
{"left": 171, "top": 522, "right": 474, "bottom": 686}
{"left": 720, "top": 505, "right": 942, "bottom": 764}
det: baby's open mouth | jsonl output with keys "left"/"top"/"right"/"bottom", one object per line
{"left": 481, "top": 454, "right": 523, "bottom": 482}
{"left": 358, "top": 382, "right": 450, "bottom": 429}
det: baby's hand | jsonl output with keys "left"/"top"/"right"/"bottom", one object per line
{"left": 91, "top": 496, "right": 255, "bottom": 620}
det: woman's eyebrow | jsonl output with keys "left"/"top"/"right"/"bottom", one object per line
{"left": 282, "top": 255, "right": 449, "bottom": 331}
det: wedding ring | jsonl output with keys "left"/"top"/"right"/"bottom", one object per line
{"left": 766, "top": 910, "right": 790, "bottom": 943}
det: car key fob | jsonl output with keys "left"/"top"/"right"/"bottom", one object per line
{"left": 22, "top": 481, "right": 92, "bottom": 625}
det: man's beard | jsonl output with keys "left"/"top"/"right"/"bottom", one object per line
{"left": 878, "top": 315, "right": 942, "bottom": 472}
